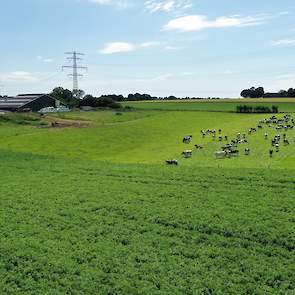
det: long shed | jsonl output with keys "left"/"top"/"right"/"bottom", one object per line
{"left": 0, "top": 94, "right": 62, "bottom": 112}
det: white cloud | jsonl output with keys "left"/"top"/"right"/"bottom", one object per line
{"left": 279, "top": 11, "right": 290, "bottom": 16}
{"left": 164, "top": 45, "right": 182, "bottom": 51}
{"left": 144, "top": 0, "right": 192, "bottom": 13}
{"left": 100, "top": 42, "right": 136, "bottom": 54}
{"left": 180, "top": 71, "right": 193, "bottom": 76}
{"left": 37, "top": 56, "right": 53, "bottom": 63}
{"left": 140, "top": 41, "right": 161, "bottom": 48}
{"left": 272, "top": 38, "right": 295, "bottom": 46}
{"left": 0, "top": 71, "right": 40, "bottom": 83}
{"left": 87, "top": 0, "right": 133, "bottom": 9}
{"left": 100, "top": 41, "right": 160, "bottom": 54}
{"left": 134, "top": 72, "right": 194, "bottom": 83}
{"left": 163, "top": 14, "right": 268, "bottom": 32}
{"left": 152, "top": 73, "right": 174, "bottom": 81}
{"left": 224, "top": 70, "right": 234, "bottom": 75}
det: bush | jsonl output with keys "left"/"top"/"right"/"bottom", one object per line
{"left": 236, "top": 105, "right": 279, "bottom": 113}
{"left": 78, "top": 95, "right": 122, "bottom": 109}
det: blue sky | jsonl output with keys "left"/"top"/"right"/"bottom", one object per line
{"left": 0, "top": 0, "right": 295, "bottom": 97}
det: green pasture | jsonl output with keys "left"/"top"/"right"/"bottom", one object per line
{"left": 1, "top": 110, "right": 295, "bottom": 169}
{"left": 123, "top": 99, "right": 295, "bottom": 113}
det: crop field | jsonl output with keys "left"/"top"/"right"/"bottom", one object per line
{"left": 0, "top": 104, "right": 294, "bottom": 294}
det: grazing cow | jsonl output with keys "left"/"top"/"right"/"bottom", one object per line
{"left": 264, "top": 133, "right": 268, "bottom": 139}
{"left": 275, "top": 143, "right": 280, "bottom": 152}
{"left": 269, "top": 149, "right": 273, "bottom": 157}
{"left": 182, "top": 150, "right": 192, "bottom": 158}
{"left": 166, "top": 159, "right": 178, "bottom": 165}
{"left": 224, "top": 135, "right": 228, "bottom": 141}
{"left": 218, "top": 129, "right": 222, "bottom": 134}
{"left": 183, "top": 136, "right": 192, "bottom": 144}
{"left": 244, "top": 148, "right": 250, "bottom": 155}
{"left": 218, "top": 136, "right": 223, "bottom": 141}
{"left": 228, "top": 149, "right": 239, "bottom": 157}
{"left": 284, "top": 139, "right": 290, "bottom": 146}
{"left": 195, "top": 144, "right": 203, "bottom": 149}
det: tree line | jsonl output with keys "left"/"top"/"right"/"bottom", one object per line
{"left": 241, "top": 87, "right": 295, "bottom": 98}
{"left": 49, "top": 87, "right": 222, "bottom": 108}
{"left": 50, "top": 87, "right": 121, "bottom": 109}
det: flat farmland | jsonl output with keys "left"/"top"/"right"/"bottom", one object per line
{"left": 0, "top": 151, "right": 294, "bottom": 294}
{"left": 123, "top": 99, "right": 295, "bottom": 113}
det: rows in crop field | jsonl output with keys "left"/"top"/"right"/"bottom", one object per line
{"left": 0, "top": 152, "right": 294, "bottom": 294}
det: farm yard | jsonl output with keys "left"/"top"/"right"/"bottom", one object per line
{"left": 0, "top": 101, "right": 294, "bottom": 294}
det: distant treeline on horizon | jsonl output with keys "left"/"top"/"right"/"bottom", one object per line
{"left": 241, "top": 87, "right": 295, "bottom": 98}
{"left": 2, "top": 86, "right": 295, "bottom": 110}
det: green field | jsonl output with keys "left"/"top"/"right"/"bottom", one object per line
{"left": 123, "top": 99, "right": 295, "bottom": 113}
{"left": 1, "top": 109, "right": 295, "bottom": 168}
{"left": 0, "top": 105, "right": 294, "bottom": 294}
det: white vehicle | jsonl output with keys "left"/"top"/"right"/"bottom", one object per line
{"left": 38, "top": 106, "right": 70, "bottom": 114}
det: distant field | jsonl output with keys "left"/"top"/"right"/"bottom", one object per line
{"left": 0, "top": 108, "right": 294, "bottom": 294}
{"left": 123, "top": 99, "right": 295, "bottom": 113}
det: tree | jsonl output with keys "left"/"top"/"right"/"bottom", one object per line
{"left": 241, "top": 87, "right": 264, "bottom": 98}
{"left": 50, "top": 87, "right": 80, "bottom": 108}
{"left": 255, "top": 87, "right": 264, "bottom": 98}
{"left": 287, "top": 88, "right": 295, "bottom": 97}
{"left": 78, "top": 94, "right": 122, "bottom": 109}
{"left": 279, "top": 90, "right": 288, "bottom": 97}
{"left": 241, "top": 89, "right": 251, "bottom": 98}
{"left": 72, "top": 89, "right": 85, "bottom": 99}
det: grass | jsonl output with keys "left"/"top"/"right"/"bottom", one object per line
{"left": 52, "top": 109, "right": 157, "bottom": 125}
{"left": 1, "top": 110, "right": 295, "bottom": 169}
{"left": 0, "top": 113, "right": 48, "bottom": 126}
{"left": 123, "top": 99, "right": 295, "bottom": 113}
{"left": 0, "top": 108, "right": 294, "bottom": 294}
{"left": 0, "top": 151, "right": 294, "bottom": 294}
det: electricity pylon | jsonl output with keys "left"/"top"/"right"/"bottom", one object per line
{"left": 62, "top": 51, "right": 87, "bottom": 98}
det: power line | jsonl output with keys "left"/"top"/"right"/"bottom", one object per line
{"left": 62, "top": 51, "right": 87, "bottom": 98}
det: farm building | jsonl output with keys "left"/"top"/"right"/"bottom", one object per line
{"left": 0, "top": 94, "right": 64, "bottom": 112}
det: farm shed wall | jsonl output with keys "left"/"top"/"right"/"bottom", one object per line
{"left": 19, "top": 95, "right": 59, "bottom": 112}
{"left": 0, "top": 94, "right": 62, "bottom": 112}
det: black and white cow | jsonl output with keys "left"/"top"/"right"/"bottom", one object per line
{"left": 183, "top": 135, "right": 192, "bottom": 144}
{"left": 166, "top": 159, "right": 178, "bottom": 165}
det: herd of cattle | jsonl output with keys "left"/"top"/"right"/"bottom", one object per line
{"left": 166, "top": 114, "right": 295, "bottom": 165}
